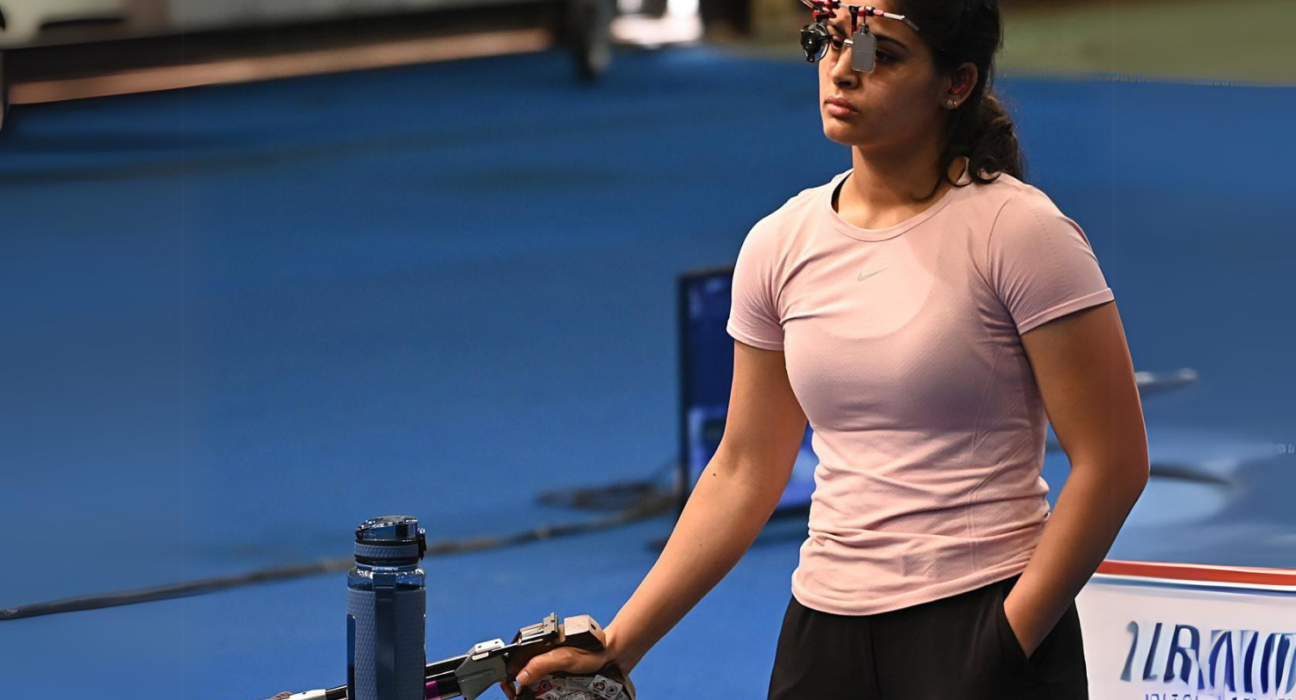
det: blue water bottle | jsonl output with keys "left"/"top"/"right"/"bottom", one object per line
{"left": 347, "top": 515, "right": 428, "bottom": 700}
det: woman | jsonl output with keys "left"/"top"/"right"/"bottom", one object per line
{"left": 502, "top": 1, "right": 1148, "bottom": 698}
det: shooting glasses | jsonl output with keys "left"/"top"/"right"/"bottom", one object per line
{"left": 799, "top": 0, "right": 930, "bottom": 72}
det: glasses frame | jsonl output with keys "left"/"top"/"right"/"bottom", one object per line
{"left": 798, "top": 0, "right": 941, "bottom": 72}
{"left": 799, "top": 0, "right": 922, "bottom": 34}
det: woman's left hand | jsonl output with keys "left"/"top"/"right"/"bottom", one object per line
{"left": 1002, "top": 593, "right": 1042, "bottom": 659}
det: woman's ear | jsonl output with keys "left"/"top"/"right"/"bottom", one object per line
{"left": 949, "top": 62, "right": 979, "bottom": 98}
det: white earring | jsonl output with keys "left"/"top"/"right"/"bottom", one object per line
{"left": 946, "top": 99, "right": 957, "bottom": 109}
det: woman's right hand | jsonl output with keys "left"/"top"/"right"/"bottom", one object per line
{"left": 498, "top": 630, "right": 633, "bottom": 699}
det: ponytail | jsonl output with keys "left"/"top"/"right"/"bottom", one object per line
{"left": 899, "top": 0, "right": 1027, "bottom": 197}
{"left": 945, "top": 89, "right": 1026, "bottom": 187}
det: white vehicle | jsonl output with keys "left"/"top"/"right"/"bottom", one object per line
{"left": 0, "top": 0, "right": 615, "bottom": 127}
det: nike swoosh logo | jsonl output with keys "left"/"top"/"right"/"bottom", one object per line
{"left": 857, "top": 267, "right": 888, "bottom": 282}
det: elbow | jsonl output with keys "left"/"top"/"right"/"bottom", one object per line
{"left": 1121, "top": 455, "right": 1151, "bottom": 491}
{"left": 1120, "top": 458, "right": 1151, "bottom": 496}
{"left": 1072, "top": 456, "right": 1149, "bottom": 501}
{"left": 1072, "top": 435, "right": 1150, "bottom": 493}
{"left": 1131, "top": 453, "right": 1151, "bottom": 491}
{"left": 1127, "top": 463, "right": 1150, "bottom": 505}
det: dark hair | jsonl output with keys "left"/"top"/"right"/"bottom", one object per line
{"left": 896, "top": 0, "right": 1027, "bottom": 199}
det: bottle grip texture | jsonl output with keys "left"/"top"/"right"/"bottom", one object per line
{"left": 348, "top": 586, "right": 426, "bottom": 700}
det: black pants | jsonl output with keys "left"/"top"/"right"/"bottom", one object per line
{"left": 767, "top": 574, "right": 1088, "bottom": 700}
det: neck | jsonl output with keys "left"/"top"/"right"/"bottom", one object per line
{"left": 846, "top": 140, "right": 966, "bottom": 209}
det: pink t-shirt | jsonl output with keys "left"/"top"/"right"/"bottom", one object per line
{"left": 726, "top": 166, "right": 1115, "bottom": 616}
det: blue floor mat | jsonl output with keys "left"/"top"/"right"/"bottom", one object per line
{"left": 1, "top": 44, "right": 1293, "bottom": 700}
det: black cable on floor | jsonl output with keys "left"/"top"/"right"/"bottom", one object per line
{"left": 0, "top": 457, "right": 680, "bottom": 622}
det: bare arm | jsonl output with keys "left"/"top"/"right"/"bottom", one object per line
{"left": 605, "top": 339, "right": 808, "bottom": 673}
{"left": 1004, "top": 301, "right": 1150, "bottom": 657}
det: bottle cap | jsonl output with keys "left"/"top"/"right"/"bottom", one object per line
{"left": 354, "top": 515, "right": 427, "bottom": 563}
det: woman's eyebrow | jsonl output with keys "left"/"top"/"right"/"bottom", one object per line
{"left": 875, "top": 34, "right": 908, "bottom": 51}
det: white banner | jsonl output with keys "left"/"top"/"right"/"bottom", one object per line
{"left": 1079, "top": 563, "right": 1296, "bottom": 700}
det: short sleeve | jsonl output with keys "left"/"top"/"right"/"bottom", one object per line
{"left": 726, "top": 216, "right": 785, "bottom": 351}
{"left": 986, "top": 191, "right": 1115, "bottom": 335}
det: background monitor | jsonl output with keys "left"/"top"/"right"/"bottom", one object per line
{"left": 677, "top": 265, "right": 818, "bottom": 519}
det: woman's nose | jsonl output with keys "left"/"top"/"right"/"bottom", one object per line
{"left": 830, "top": 45, "right": 860, "bottom": 84}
